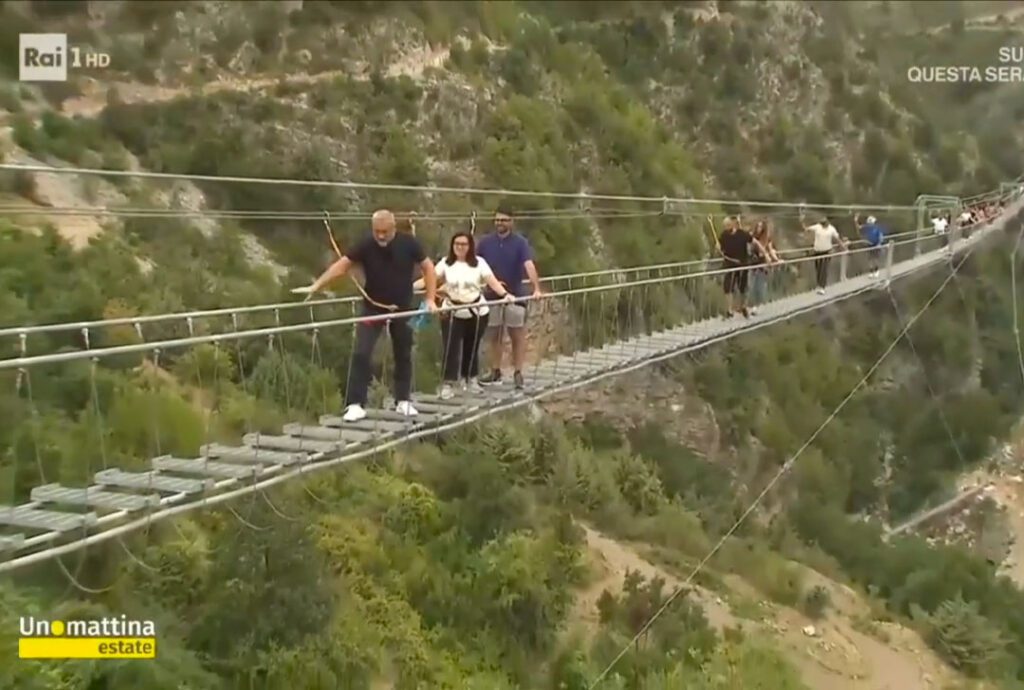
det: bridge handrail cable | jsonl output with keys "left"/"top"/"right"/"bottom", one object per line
{"left": 0, "top": 236, "right": 921, "bottom": 371}
{"left": 0, "top": 229, "right": 924, "bottom": 340}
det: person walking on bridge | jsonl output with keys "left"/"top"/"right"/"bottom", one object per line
{"left": 476, "top": 205, "right": 542, "bottom": 391}
{"left": 718, "top": 216, "right": 762, "bottom": 318}
{"left": 803, "top": 215, "right": 846, "bottom": 295}
{"left": 748, "top": 219, "right": 781, "bottom": 315}
{"left": 855, "top": 214, "right": 885, "bottom": 279}
{"left": 294, "top": 209, "right": 439, "bottom": 422}
{"left": 414, "top": 230, "right": 515, "bottom": 400}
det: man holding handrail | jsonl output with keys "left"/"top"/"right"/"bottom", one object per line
{"left": 294, "top": 209, "right": 439, "bottom": 422}
{"left": 854, "top": 213, "right": 885, "bottom": 279}
{"left": 476, "top": 205, "right": 543, "bottom": 391}
{"left": 802, "top": 215, "right": 847, "bottom": 295}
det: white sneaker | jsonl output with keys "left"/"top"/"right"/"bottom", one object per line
{"left": 439, "top": 384, "right": 455, "bottom": 400}
{"left": 342, "top": 404, "right": 366, "bottom": 422}
{"left": 749, "top": 306, "right": 758, "bottom": 315}
{"left": 467, "top": 378, "right": 484, "bottom": 394}
{"left": 395, "top": 400, "right": 418, "bottom": 417}
{"left": 816, "top": 288, "right": 825, "bottom": 295}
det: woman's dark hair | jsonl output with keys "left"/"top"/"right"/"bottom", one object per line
{"left": 446, "top": 231, "right": 478, "bottom": 267}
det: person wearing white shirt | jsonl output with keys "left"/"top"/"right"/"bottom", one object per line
{"left": 415, "top": 231, "right": 514, "bottom": 399}
{"left": 932, "top": 215, "right": 948, "bottom": 235}
{"left": 957, "top": 209, "right": 974, "bottom": 239}
{"left": 803, "top": 216, "right": 847, "bottom": 295}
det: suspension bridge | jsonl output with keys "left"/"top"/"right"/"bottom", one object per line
{"left": 0, "top": 164, "right": 1019, "bottom": 576}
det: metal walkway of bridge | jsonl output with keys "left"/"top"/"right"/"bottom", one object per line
{"left": 0, "top": 208, "right": 1015, "bottom": 571}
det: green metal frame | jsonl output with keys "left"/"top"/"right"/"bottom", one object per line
{"left": 914, "top": 194, "right": 960, "bottom": 255}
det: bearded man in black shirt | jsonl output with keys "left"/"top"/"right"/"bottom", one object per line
{"left": 295, "top": 209, "right": 439, "bottom": 422}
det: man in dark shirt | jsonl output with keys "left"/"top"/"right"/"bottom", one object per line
{"left": 296, "top": 209, "right": 438, "bottom": 421}
{"left": 475, "top": 205, "right": 542, "bottom": 390}
{"left": 718, "top": 216, "right": 754, "bottom": 318}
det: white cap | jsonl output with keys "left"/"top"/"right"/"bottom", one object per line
{"left": 866, "top": 216, "right": 876, "bottom": 224}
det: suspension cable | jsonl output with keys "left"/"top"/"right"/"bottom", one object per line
{"left": 0, "top": 162, "right": 926, "bottom": 211}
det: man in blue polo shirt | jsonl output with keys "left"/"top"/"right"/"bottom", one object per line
{"left": 476, "top": 205, "right": 542, "bottom": 390}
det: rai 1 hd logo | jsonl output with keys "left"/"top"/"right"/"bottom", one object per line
{"left": 19, "top": 33, "right": 110, "bottom": 82}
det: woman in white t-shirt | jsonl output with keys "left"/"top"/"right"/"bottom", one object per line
{"left": 417, "top": 231, "right": 514, "bottom": 399}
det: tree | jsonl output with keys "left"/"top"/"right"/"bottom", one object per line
{"left": 919, "top": 594, "right": 1010, "bottom": 677}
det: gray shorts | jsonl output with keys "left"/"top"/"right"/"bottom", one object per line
{"left": 487, "top": 303, "right": 527, "bottom": 329}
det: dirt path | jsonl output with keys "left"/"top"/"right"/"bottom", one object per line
{"left": 906, "top": 424, "right": 1024, "bottom": 589}
{"left": 988, "top": 477, "right": 1024, "bottom": 584}
{"left": 572, "top": 524, "right": 967, "bottom": 690}
{"left": 60, "top": 69, "right": 349, "bottom": 119}
{"left": 60, "top": 43, "right": 451, "bottom": 119}
{"left": 571, "top": 525, "right": 737, "bottom": 637}
{"left": 920, "top": 3, "right": 1024, "bottom": 35}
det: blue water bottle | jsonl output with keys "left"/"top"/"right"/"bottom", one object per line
{"left": 409, "top": 300, "right": 431, "bottom": 331}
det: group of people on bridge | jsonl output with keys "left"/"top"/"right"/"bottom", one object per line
{"left": 295, "top": 206, "right": 542, "bottom": 422}
{"left": 715, "top": 198, "right": 1004, "bottom": 319}
{"left": 295, "top": 197, "right": 1008, "bottom": 420}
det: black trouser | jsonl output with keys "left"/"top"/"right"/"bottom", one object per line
{"left": 345, "top": 304, "right": 413, "bottom": 406}
{"left": 440, "top": 312, "right": 489, "bottom": 381}
{"left": 813, "top": 251, "right": 831, "bottom": 289}
{"left": 868, "top": 245, "right": 882, "bottom": 272}
{"left": 722, "top": 267, "right": 748, "bottom": 295}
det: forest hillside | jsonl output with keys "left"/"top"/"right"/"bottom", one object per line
{"left": 2, "top": 1, "right": 1024, "bottom": 689}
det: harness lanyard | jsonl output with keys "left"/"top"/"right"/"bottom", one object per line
{"left": 322, "top": 210, "right": 399, "bottom": 313}
{"left": 708, "top": 215, "right": 736, "bottom": 264}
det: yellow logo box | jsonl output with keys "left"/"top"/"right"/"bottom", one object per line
{"left": 18, "top": 637, "right": 156, "bottom": 659}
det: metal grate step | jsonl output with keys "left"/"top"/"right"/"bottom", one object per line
{"left": 382, "top": 398, "right": 472, "bottom": 416}
{"left": 152, "top": 455, "right": 262, "bottom": 480}
{"left": 282, "top": 423, "right": 377, "bottom": 443}
{"left": 243, "top": 433, "right": 342, "bottom": 455}
{"left": 320, "top": 415, "right": 418, "bottom": 432}
{"left": 362, "top": 408, "right": 447, "bottom": 423}
{"left": 409, "top": 394, "right": 488, "bottom": 410}
{"left": 0, "top": 505, "right": 97, "bottom": 533}
{"left": 0, "top": 534, "right": 25, "bottom": 552}
{"left": 200, "top": 443, "right": 307, "bottom": 466}
{"left": 31, "top": 484, "right": 159, "bottom": 512}
{"left": 95, "top": 468, "right": 213, "bottom": 495}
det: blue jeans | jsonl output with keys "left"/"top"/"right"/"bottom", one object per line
{"left": 750, "top": 268, "right": 768, "bottom": 306}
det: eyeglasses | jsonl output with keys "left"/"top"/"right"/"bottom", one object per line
{"left": 453, "top": 241, "right": 470, "bottom": 247}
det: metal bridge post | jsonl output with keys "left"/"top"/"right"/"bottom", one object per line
{"left": 950, "top": 217, "right": 962, "bottom": 254}
{"left": 884, "top": 240, "right": 895, "bottom": 282}
{"left": 839, "top": 249, "right": 848, "bottom": 281}
{"left": 914, "top": 196, "right": 925, "bottom": 257}
{"left": 914, "top": 194, "right": 959, "bottom": 258}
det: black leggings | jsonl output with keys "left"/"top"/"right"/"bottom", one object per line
{"left": 440, "top": 313, "right": 489, "bottom": 381}
{"left": 813, "top": 251, "right": 831, "bottom": 289}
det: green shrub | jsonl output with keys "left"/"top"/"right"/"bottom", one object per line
{"left": 801, "top": 585, "right": 831, "bottom": 620}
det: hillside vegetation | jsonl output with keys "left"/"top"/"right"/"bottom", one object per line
{"left": 2, "top": 1, "right": 1024, "bottom": 689}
